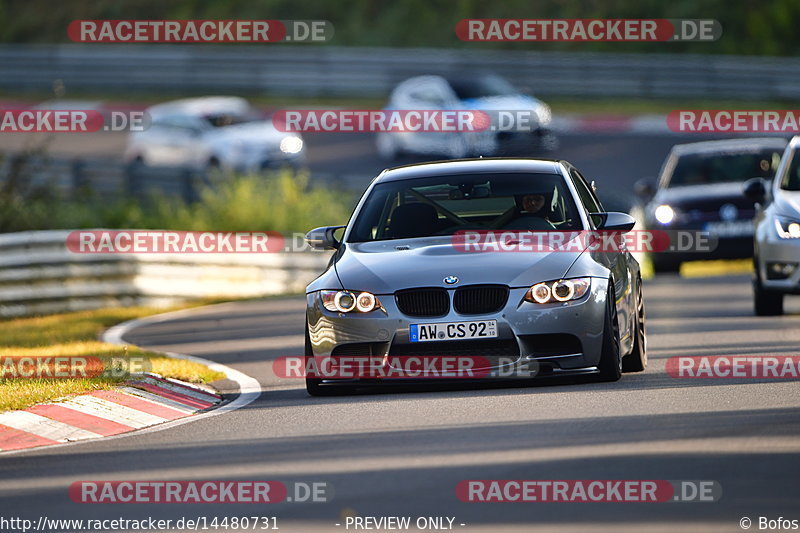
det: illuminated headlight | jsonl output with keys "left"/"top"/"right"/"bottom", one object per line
{"left": 774, "top": 216, "right": 800, "bottom": 239}
{"left": 525, "top": 278, "right": 591, "bottom": 304}
{"left": 654, "top": 204, "right": 675, "bottom": 225}
{"left": 535, "top": 104, "right": 552, "bottom": 126}
{"left": 321, "top": 290, "right": 381, "bottom": 313}
{"left": 280, "top": 135, "right": 304, "bottom": 154}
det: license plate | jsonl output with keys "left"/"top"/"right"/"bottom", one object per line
{"left": 705, "top": 220, "right": 753, "bottom": 237}
{"left": 409, "top": 320, "right": 498, "bottom": 342}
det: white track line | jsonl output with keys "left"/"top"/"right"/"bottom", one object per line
{"left": 0, "top": 302, "right": 262, "bottom": 456}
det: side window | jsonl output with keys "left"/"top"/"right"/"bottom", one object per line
{"left": 570, "top": 169, "right": 603, "bottom": 214}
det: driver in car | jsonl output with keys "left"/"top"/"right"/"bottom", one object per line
{"left": 500, "top": 191, "right": 557, "bottom": 230}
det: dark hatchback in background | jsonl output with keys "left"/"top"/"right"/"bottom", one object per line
{"left": 636, "top": 138, "right": 787, "bottom": 273}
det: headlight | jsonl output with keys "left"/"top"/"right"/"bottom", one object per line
{"left": 321, "top": 290, "right": 381, "bottom": 313}
{"left": 535, "top": 104, "right": 552, "bottom": 126}
{"left": 280, "top": 135, "right": 304, "bottom": 154}
{"left": 654, "top": 204, "right": 675, "bottom": 225}
{"left": 525, "top": 278, "right": 591, "bottom": 304}
{"left": 774, "top": 216, "right": 800, "bottom": 239}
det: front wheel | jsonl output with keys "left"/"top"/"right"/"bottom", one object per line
{"left": 596, "top": 282, "right": 622, "bottom": 382}
{"left": 622, "top": 277, "right": 647, "bottom": 373}
{"left": 651, "top": 255, "right": 681, "bottom": 274}
{"left": 754, "top": 266, "right": 784, "bottom": 316}
{"left": 305, "top": 324, "right": 354, "bottom": 396}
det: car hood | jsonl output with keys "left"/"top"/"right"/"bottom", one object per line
{"left": 205, "top": 120, "right": 291, "bottom": 146}
{"left": 334, "top": 237, "right": 581, "bottom": 294}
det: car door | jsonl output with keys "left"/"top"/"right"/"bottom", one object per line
{"left": 146, "top": 115, "right": 206, "bottom": 167}
{"left": 570, "top": 167, "right": 634, "bottom": 349}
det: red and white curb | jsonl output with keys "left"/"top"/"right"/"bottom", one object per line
{"left": 0, "top": 303, "right": 261, "bottom": 454}
{"left": 0, "top": 374, "right": 222, "bottom": 451}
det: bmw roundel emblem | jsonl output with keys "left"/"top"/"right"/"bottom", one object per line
{"left": 444, "top": 275, "right": 459, "bottom": 285}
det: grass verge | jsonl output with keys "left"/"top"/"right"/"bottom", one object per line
{"left": 1, "top": 89, "right": 795, "bottom": 117}
{"left": 0, "top": 305, "right": 226, "bottom": 412}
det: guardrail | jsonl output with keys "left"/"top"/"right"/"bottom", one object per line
{"left": 1, "top": 154, "right": 208, "bottom": 203}
{"left": 0, "top": 230, "right": 330, "bottom": 317}
{"left": 0, "top": 44, "right": 799, "bottom": 100}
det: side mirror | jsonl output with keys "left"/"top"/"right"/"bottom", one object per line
{"left": 743, "top": 177, "right": 768, "bottom": 205}
{"left": 305, "top": 226, "right": 345, "bottom": 250}
{"left": 592, "top": 212, "right": 636, "bottom": 232}
{"left": 634, "top": 178, "right": 656, "bottom": 200}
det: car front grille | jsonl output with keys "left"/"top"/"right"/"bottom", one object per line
{"left": 388, "top": 339, "right": 520, "bottom": 369}
{"left": 331, "top": 342, "right": 388, "bottom": 357}
{"left": 454, "top": 285, "right": 509, "bottom": 315}
{"left": 395, "top": 288, "right": 449, "bottom": 317}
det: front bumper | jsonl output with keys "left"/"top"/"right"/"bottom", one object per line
{"left": 305, "top": 279, "right": 609, "bottom": 383}
{"left": 757, "top": 235, "right": 800, "bottom": 294}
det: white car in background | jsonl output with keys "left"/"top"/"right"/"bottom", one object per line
{"left": 746, "top": 135, "right": 800, "bottom": 315}
{"left": 376, "top": 74, "right": 556, "bottom": 160}
{"left": 125, "top": 96, "right": 305, "bottom": 171}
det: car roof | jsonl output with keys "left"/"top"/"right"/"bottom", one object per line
{"left": 374, "top": 158, "right": 563, "bottom": 183}
{"left": 147, "top": 96, "right": 250, "bottom": 118}
{"left": 670, "top": 137, "right": 788, "bottom": 156}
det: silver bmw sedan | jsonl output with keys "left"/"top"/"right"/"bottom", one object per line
{"left": 304, "top": 158, "right": 646, "bottom": 395}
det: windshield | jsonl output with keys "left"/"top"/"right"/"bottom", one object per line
{"left": 667, "top": 149, "right": 782, "bottom": 187}
{"left": 348, "top": 172, "right": 582, "bottom": 242}
{"left": 781, "top": 150, "right": 800, "bottom": 191}
{"left": 448, "top": 75, "right": 518, "bottom": 99}
{"left": 203, "top": 109, "right": 261, "bottom": 127}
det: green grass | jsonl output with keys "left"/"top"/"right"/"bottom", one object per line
{"left": 1, "top": 169, "right": 355, "bottom": 233}
{"left": 0, "top": 306, "right": 226, "bottom": 412}
{"left": 2, "top": 88, "right": 796, "bottom": 117}
{"left": 547, "top": 97, "right": 800, "bottom": 116}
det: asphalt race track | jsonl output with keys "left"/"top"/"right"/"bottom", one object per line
{"left": 1, "top": 274, "right": 799, "bottom": 531}
{"left": 1, "top": 132, "right": 799, "bottom": 532}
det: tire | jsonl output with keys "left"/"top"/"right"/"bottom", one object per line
{"left": 596, "top": 282, "right": 622, "bottom": 382}
{"left": 651, "top": 255, "right": 681, "bottom": 274}
{"left": 754, "top": 264, "right": 784, "bottom": 316}
{"left": 622, "top": 277, "right": 647, "bottom": 373}
{"left": 305, "top": 324, "right": 354, "bottom": 396}
{"left": 539, "top": 132, "right": 559, "bottom": 152}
